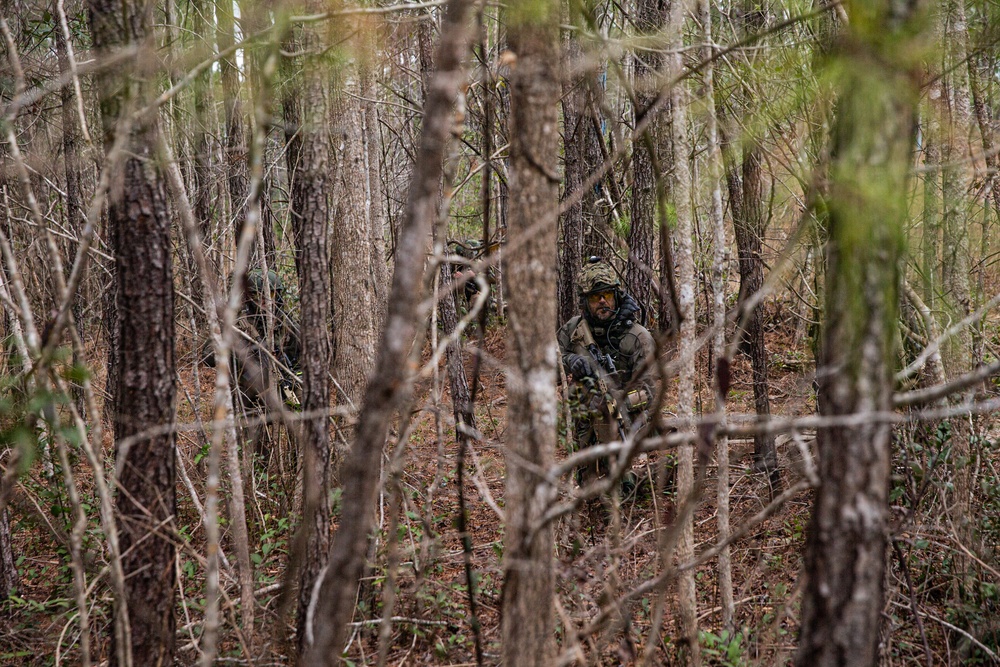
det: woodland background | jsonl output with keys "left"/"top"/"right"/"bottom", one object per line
{"left": 0, "top": 0, "right": 999, "bottom": 665}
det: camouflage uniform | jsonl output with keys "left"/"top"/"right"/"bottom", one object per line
{"left": 448, "top": 238, "right": 491, "bottom": 312}
{"left": 243, "top": 269, "right": 300, "bottom": 367}
{"left": 557, "top": 259, "right": 656, "bottom": 478}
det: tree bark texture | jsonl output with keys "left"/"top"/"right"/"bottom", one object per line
{"left": 657, "top": 95, "right": 677, "bottom": 334}
{"left": 732, "top": 148, "right": 779, "bottom": 474}
{"left": 54, "top": 5, "right": 88, "bottom": 411}
{"left": 217, "top": 0, "right": 249, "bottom": 250}
{"left": 190, "top": 0, "right": 215, "bottom": 245}
{"left": 724, "top": 0, "right": 778, "bottom": 478}
{"left": 938, "top": 0, "right": 974, "bottom": 569}
{"left": 0, "top": 509, "right": 17, "bottom": 600}
{"left": 794, "top": 2, "right": 924, "bottom": 665}
{"left": 88, "top": 1, "right": 178, "bottom": 663}
{"left": 300, "top": 0, "right": 476, "bottom": 660}
{"left": 561, "top": 36, "right": 605, "bottom": 274}
{"left": 500, "top": 0, "right": 560, "bottom": 664}
{"left": 627, "top": 0, "right": 667, "bottom": 326}
{"left": 701, "top": 0, "right": 735, "bottom": 632}
{"left": 331, "top": 47, "right": 381, "bottom": 466}
{"left": 242, "top": 0, "right": 279, "bottom": 270}
{"left": 283, "top": 17, "right": 335, "bottom": 652}
{"left": 666, "top": 0, "right": 699, "bottom": 660}
{"left": 558, "top": 37, "right": 587, "bottom": 326}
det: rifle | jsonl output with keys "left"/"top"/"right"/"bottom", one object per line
{"left": 571, "top": 319, "right": 630, "bottom": 441}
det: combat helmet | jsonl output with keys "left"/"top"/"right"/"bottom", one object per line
{"left": 578, "top": 256, "right": 621, "bottom": 296}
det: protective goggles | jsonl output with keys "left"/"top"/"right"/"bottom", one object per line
{"left": 586, "top": 289, "right": 616, "bottom": 306}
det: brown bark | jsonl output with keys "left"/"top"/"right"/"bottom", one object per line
{"left": 53, "top": 4, "right": 86, "bottom": 413}
{"left": 939, "top": 0, "right": 974, "bottom": 575}
{"left": 241, "top": 0, "right": 279, "bottom": 269}
{"left": 561, "top": 22, "right": 606, "bottom": 320}
{"left": 794, "top": 2, "right": 924, "bottom": 665}
{"left": 438, "top": 255, "right": 484, "bottom": 663}
{"left": 668, "top": 0, "right": 699, "bottom": 655}
{"left": 721, "top": 0, "right": 777, "bottom": 479}
{"left": 191, "top": 0, "right": 215, "bottom": 250}
{"left": 627, "top": 0, "right": 667, "bottom": 326}
{"left": 657, "top": 99, "right": 677, "bottom": 334}
{"left": 331, "top": 45, "right": 381, "bottom": 467}
{"left": 88, "top": 1, "right": 178, "bottom": 663}
{"left": 0, "top": 508, "right": 17, "bottom": 600}
{"left": 300, "top": 0, "right": 476, "bottom": 660}
{"left": 217, "top": 0, "right": 249, "bottom": 250}
{"left": 734, "top": 148, "right": 778, "bottom": 476}
{"left": 500, "top": 0, "right": 560, "bottom": 664}
{"left": 558, "top": 37, "right": 587, "bottom": 326}
{"left": 282, "top": 17, "right": 334, "bottom": 652}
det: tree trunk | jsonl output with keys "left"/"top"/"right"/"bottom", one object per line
{"left": 0, "top": 508, "right": 17, "bottom": 601}
{"left": 657, "top": 97, "right": 677, "bottom": 335}
{"left": 191, "top": 0, "right": 215, "bottom": 247}
{"left": 701, "top": 0, "right": 734, "bottom": 632}
{"left": 668, "top": 0, "right": 699, "bottom": 660}
{"left": 722, "top": 0, "right": 778, "bottom": 479}
{"left": 939, "top": 0, "right": 973, "bottom": 547}
{"left": 331, "top": 46, "right": 381, "bottom": 469}
{"left": 627, "top": 0, "right": 666, "bottom": 326}
{"left": 300, "top": 0, "right": 476, "bottom": 660}
{"left": 561, "top": 27, "right": 605, "bottom": 277}
{"left": 735, "top": 146, "right": 779, "bottom": 477}
{"left": 500, "top": 0, "right": 560, "bottom": 664}
{"left": 794, "top": 2, "right": 923, "bottom": 665}
{"left": 87, "top": 1, "right": 178, "bottom": 663}
{"left": 184, "top": 0, "right": 216, "bottom": 301}
{"left": 559, "top": 37, "right": 587, "bottom": 326}
{"left": 54, "top": 2, "right": 87, "bottom": 413}
{"left": 363, "top": 54, "right": 390, "bottom": 326}
{"left": 217, "top": 0, "right": 249, "bottom": 254}
{"left": 241, "top": 0, "right": 279, "bottom": 270}
{"left": 282, "top": 15, "right": 335, "bottom": 652}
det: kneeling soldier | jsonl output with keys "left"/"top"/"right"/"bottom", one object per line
{"left": 558, "top": 257, "right": 657, "bottom": 486}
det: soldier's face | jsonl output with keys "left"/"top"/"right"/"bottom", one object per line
{"left": 586, "top": 289, "right": 616, "bottom": 322}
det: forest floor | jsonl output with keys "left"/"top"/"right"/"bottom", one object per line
{"left": 339, "top": 312, "right": 822, "bottom": 665}
{"left": 1, "top": 300, "right": 994, "bottom": 665}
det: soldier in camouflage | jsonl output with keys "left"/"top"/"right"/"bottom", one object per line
{"left": 558, "top": 257, "right": 657, "bottom": 483}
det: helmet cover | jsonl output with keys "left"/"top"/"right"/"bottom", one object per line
{"left": 578, "top": 258, "right": 620, "bottom": 295}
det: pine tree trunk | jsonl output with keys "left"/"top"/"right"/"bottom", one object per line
{"left": 939, "top": 0, "right": 974, "bottom": 574}
{"left": 722, "top": 0, "right": 778, "bottom": 480}
{"left": 283, "top": 16, "right": 335, "bottom": 651}
{"left": 627, "top": 0, "right": 666, "bottom": 325}
{"left": 500, "top": 0, "right": 560, "bottom": 663}
{"left": 54, "top": 7, "right": 87, "bottom": 413}
{"left": 88, "top": 0, "right": 178, "bottom": 662}
{"left": 191, "top": 0, "right": 214, "bottom": 248}
{"left": 701, "top": 0, "right": 734, "bottom": 632}
{"left": 668, "top": 0, "right": 699, "bottom": 659}
{"left": 0, "top": 508, "right": 18, "bottom": 601}
{"left": 331, "top": 44, "right": 381, "bottom": 471}
{"left": 559, "top": 38, "right": 593, "bottom": 325}
{"left": 794, "top": 2, "right": 923, "bottom": 664}
{"left": 217, "top": 0, "right": 249, "bottom": 252}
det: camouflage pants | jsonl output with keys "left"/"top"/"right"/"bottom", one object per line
{"left": 569, "top": 381, "right": 619, "bottom": 485}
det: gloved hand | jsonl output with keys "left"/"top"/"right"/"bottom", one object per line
{"left": 617, "top": 292, "right": 640, "bottom": 324}
{"left": 565, "top": 353, "right": 595, "bottom": 380}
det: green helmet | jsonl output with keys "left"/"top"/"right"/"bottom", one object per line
{"left": 578, "top": 257, "right": 620, "bottom": 295}
{"left": 246, "top": 269, "right": 285, "bottom": 298}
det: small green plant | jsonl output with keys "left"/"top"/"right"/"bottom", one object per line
{"left": 700, "top": 629, "right": 747, "bottom": 667}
